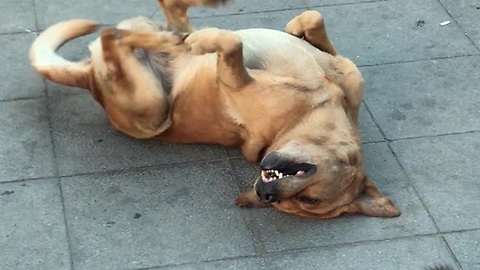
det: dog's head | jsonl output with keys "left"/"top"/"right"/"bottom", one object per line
{"left": 236, "top": 107, "right": 400, "bottom": 219}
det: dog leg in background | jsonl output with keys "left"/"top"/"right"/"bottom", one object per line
{"left": 285, "top": 10, "right": 337, "bottom": 56}
{"left": 184, "top": 28, "right": 254, "bottom": 89}
{"left": 157, "top": 0, "right": 231, "bottom": 32}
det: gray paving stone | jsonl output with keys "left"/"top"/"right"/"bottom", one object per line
{"left": 313, "top": 0, "right": 478, "bottom": 65}
{"left": 60, "top": 162, "right": 255, "bottom": 270}
{"left": 0, "top": 33, "right": 46, "bottom": 101}
{"left": 0, "top": 0, "right": 36, "bottom": 34}
{"left": 444, "top": 230, "right": 480, "bottom": 270}
{"left": 0, "top": 99, "right": 56, "bottom": 182}
{"left": 152, "top": 257, "right": 266, "bottom": 270}
{"left": 230, "top": 142, "right": 436, "bottom": 252}
{"left": 439, "top": 0, "right": 480, "bottom": 50}
{"left": 35, "top": 0, "right": 161, "bottom": 30}
{"left": 187, "top": 0, "right": 307, "bottom": 18}
{"left": 359, "top": 103, "right": 384, "bottom": 143}
{"left": 265, "top": 236, "right": 458, "bottom": 270}
{"left": 391, "top": 133, "right": 480, "bottom": 232}
{"left": 363, "top": 56, "right": 480, "bottom": 140}
{"left": 191, "top": 8, "right": 306, "bottom": 30}
{"left": 48, "top": 94, "right": 226, "bottom": 176}
{"left": 0, "top": 179, "right": 70, "bottom": 270}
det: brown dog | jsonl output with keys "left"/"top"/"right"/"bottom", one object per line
{"left": 29, "top": 0, "right": 401, "bottom": 219}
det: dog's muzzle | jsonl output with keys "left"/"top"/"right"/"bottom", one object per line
{"left": 255, "top": 179, "right": 280, "bottom": 203}
{"left": 255, "top": 151, "right": 317, "bottom": 203}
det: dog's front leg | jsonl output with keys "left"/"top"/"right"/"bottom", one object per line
{"left": 285, "top": 10, "right": 337, "bottom": 56}
{"left": 184, "top": 28, "right": 254, "bottom": 89}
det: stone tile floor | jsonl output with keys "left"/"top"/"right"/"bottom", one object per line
{"left": 1, "top": 0, "right": 479, "bottom": 269}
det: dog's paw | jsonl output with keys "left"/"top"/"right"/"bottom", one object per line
{"left": 184, "top": 28, "right": 241, "bottom": 55}
{"left": 285, "top": 10, "right": 324, "bottom": 37}
{"left": 234, "top": 196, "right": 254, "bottom": 208}
{"left": 184, "top": 28, "right": 223, "bottom": 55}
{"left": 235, "top": 190, "right": 273, "bottom": 208}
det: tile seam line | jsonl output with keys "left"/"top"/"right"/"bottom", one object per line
{"left": 186, "top": 0, "right": 384, "bottom": 20}
{"left": 362, "top": 101, "right": 443, "bottom": 232}
{"left": 2, "top": 132, "right": 477, "bottom": 184}
{"left": 35, "top": 7, "right": 309, "bottom": 33}
{"left": 0, "top": 30, "right": 39, "bottom": 36}
{"left": 440, "top": 235, "right": 464, "bottom": 270}
{"left": 308, "top": 0, "right": 386, "bottom": 9}
{"left": 44, "top": 72, "right": 75, "bottom": 270}
{"left": 435, "top": 0, "right": 480, "bottom": 52}
{"left": 0, "top": 157, "right": 228, "bottom": 185}
{"left": 130, "top": 254, "right": 261, "bottom": 270}
{"left": 32, "top": 0, "right": 39, "bottom": 32}
{"left": 358, "top": 53, "right": 480, "bottom": 68}
{"left": 57, "top": 180, "right": 76, "bottom": 270}
{"left": 127, "top": 232, "right": 445, "bottom": 270}
{"left": 225, "top": 156, "right": 268, "bottom": 257}
{"left": 20, "top": 0, "right": 385, "bottom": 34}
{"left": 132, "top": 229, "right": 480, "bottom": 270}
{"left": 386, "top": 129, "right": 480, "bottom": 142}
{"left": 386, "top": 143, "right": 442, "bottom": 230}
{"left": 4, "top": 128, "right": 469, "bottom": 185}
{"left": 260, "top": 231, "right": 457, "bottom": 257}
{"left": 0, "top": 175, "right": 56, "bottom": 185}
{"left": 0, "top": 136, "right": 409, "bottom": 185}
{"left": 0, "top": 95, "right": 46, "bottom": 103}
{"left": 57, "top": 157, "right": 228, "bottom": 179}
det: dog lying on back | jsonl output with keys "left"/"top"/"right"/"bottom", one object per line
{"left": 29, "top": 0, "right": 401, "bottom": 219}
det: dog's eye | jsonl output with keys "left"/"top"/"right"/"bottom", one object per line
{"left": 297, "top": 196, "right": 318, "bottom": 204}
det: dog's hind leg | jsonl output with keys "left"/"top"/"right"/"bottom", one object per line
{"left": 96, "top": 28, "right": 188, "bottom": 138}
{"left": 285, "top": 10, "right": 337, "bottom": 56}
{"left": 157, "top": 0, "right": 231, "bottom": 32}
{"left": 334, "top": 58, "right": 364, "bottom": 127}
{"left": 184, "top": 28, "right": 254, "bottom": 89}
{"left": 285, "top": 11, "right": 363, "bottom": 127}
{"left": 105, "top": 28, "right": 189, "bottom": 56}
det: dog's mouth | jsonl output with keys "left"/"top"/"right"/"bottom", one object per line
{"left": 260, "top": 163, "right": 316, "bottom": 183}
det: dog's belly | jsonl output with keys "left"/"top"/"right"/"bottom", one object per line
{"left": 155, "top": 29, "right": 332, "bottom": 145}
{"left": 235, "top": 28, "right": 325, "bottom": 70}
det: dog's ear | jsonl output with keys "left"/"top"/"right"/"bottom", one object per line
{"left": 346, "top": 179, "right": 401, "bottom": 217}
{"left": 234, "top": 189, "right": 273, "bottom": 208}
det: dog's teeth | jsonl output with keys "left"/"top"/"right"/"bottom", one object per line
{"left": 261, "top": 171, "right": 266, "bottom": 179}
{"left": 278, "top": 172, "right": 283, "bottom": 178}
{"left": 296, "top": 170, "right": 305, "bottom": 176}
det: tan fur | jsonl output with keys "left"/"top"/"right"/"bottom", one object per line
{"left": 29, "top": 0, "right": 400, "bottom": 219}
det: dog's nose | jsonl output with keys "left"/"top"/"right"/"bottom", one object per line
{"left": 264, "top": 193, "right": 278, "bottom": 203}
{"left": 255, "top": 179, "right": 279, "bottom": 203}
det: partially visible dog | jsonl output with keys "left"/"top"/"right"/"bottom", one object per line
{"left": 29, "top": 0, "right": 401, "bottom": 219}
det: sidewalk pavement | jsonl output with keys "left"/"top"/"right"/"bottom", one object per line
{"left": 1, "top": 0, "right": 479, "bottom": 269}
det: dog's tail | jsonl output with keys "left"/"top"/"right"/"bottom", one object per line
{"left": 29, "top": 19, "right": 99, "bottom": 89}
